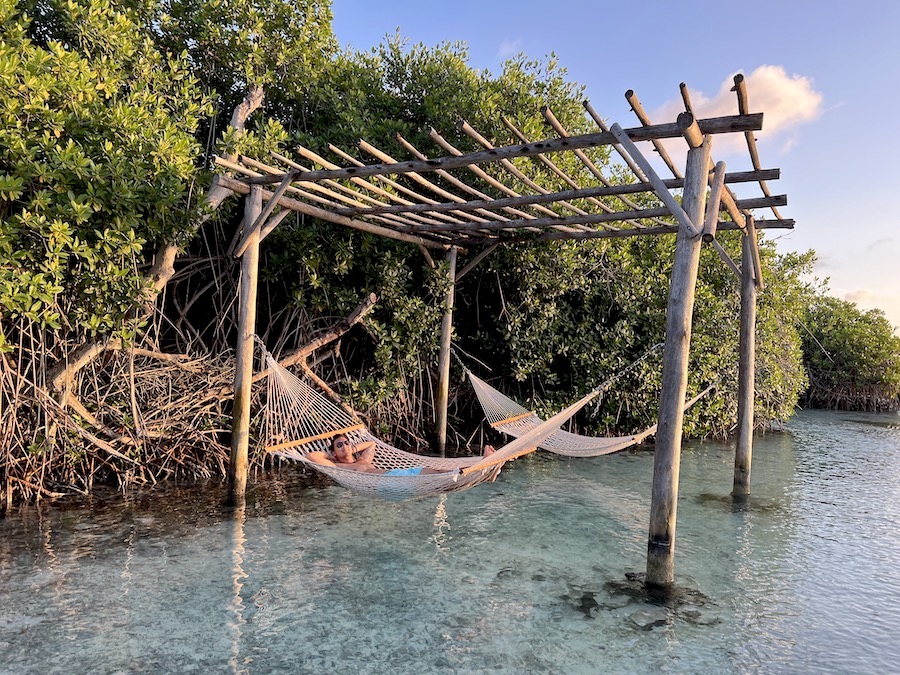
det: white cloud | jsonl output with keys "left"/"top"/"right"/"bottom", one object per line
{"left": 497, "top": 39, "right": 523, "bottom": 59}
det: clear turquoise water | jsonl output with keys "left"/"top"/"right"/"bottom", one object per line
{"left": 2, "top": 410, "right": 900, "bottom": 674}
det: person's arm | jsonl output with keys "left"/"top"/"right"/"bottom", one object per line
{"left": 306, "top": 451, "right": 337, "bottom": 467}
{"left": 354, "top": 440, "right": 376, "bottom": 463}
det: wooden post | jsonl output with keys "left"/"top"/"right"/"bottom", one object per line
{"left": 733, "top": 219, "right": 757, "bottom": 496}
{"left": 646, "top": 137, "right": 711, "bottom": 587}
{"left": 435, "top": 246, "right": 458, "bottom": 455}
{"left": 227, "top": 186, "right": 262, "bottom": 506}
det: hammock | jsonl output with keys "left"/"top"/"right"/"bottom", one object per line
{"left": 467, "top": 370, "right": 715, "bottom": 458}
{"left": 260, "top": 340, "right": 599, "bottom": 500}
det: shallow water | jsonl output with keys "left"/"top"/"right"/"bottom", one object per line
{"left": 2, "top": 410, "right": 900, "bottom": 674}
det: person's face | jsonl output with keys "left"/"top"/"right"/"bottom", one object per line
{"left": 333, "top": 437, "right": 354, "bottom": 463}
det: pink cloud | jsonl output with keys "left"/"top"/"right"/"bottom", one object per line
{"left": 648, "top": 66, "right": 824, "bottom": 164}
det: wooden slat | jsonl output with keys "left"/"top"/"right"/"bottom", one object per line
{"left": 733, "top": 74, "right": 784, "bottom": 222}
{"left": 390, "top": 195, "right": 786, "bottom": 235}
{"left": 333, "top": 169, "right": 780, "bottom": 219}
{"left": 625, "top": 90, "right": 683, "bottom": 178}
{"left": 526, "top": 219, "right": 793, "bottom": 243}
{"left": 213, "top": 174, "right": 451, "bottom": 249}
{"left": 266, "top": 423, "right": 367, "bottom": 453}
{"left": 491, "top": 411, "right": 536, "bottom": 428}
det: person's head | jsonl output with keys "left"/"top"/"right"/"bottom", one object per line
{"left": 331, "top": 435, "right": 354, "bottom": 463}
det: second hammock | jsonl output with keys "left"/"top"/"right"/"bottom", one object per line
{"left": 467, "top": 370, "right": 715, "bottom": 458}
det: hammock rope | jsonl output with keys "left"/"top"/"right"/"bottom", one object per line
{"left": 259, "top": 338, "right": 598, "bottom": 499}
{"left": 464, "top": 346, "right": 714, "bottom": 458}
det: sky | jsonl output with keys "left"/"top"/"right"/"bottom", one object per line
{"left": 332, "top": 0, "right": 900, "bottom": 329}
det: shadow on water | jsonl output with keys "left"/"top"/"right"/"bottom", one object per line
{"left": 694, "top": 491, "right": 785, "bottom": 515}
{"left": 846, "top": 417, "right": 900, "bottom": 429}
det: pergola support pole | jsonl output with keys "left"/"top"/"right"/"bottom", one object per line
{"left": 733, "top": 220, "right": 758, "bottom": 496}
{"left": 646, "top": 137, "right": 711, "bottom": 587}
{"left": 227, "top": 186, "right": 262, "bottom": 507}
{"left": 435, "top": 246, "right": 458, "bottom": 455}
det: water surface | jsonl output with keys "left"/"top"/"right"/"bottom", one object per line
{"left": 2, "top": 410, "right": 899, "bottom": 673}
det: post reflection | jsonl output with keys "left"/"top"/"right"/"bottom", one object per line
{"left": 431, "top": 493, "right": 451, "bottom": 552}
{"left": 228, "top": 505, "right": 248, "bottom": 675}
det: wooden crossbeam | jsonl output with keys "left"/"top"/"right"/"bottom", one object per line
{"left": 246, "top": 114, "right": 762, "bottom": 185}
{"left": 333, "top": 169, "right": 780, "bottom": 218}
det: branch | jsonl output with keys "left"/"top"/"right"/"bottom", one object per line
{"left": 48, "top": 85, "right": 267, "bottom": 392}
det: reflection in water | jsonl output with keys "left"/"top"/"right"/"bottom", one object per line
{"left": 1, "top": 411, "right": 899, "bottom": 673}
{"left": 228, "top": 505, "right": 248, "bottom": 675}
{"left": 431, "top": 494, "right": 451, "bottom": 553}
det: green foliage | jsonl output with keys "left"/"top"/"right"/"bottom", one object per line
{"left": 801, "top": 293, "right": 900, "bottom": 410}
{"left": 122, "top": 0, "right": 336, "bottom": 110}
{"left": 3, "top": 0, "right": 874, "bottom": 455}
{"left": 0, "top": 0, "right": 210, "bottom": 342}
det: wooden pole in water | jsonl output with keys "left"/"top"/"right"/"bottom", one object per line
{"left": 227, "top": 185, "right": 262, "bottom": 506}
{"left": 435, "top": 246, "right": 458, "bottom": 455}
{"left": 733, "top": 218, "right": 758, "bottom": 495}
{"left": 646, "top": 133, "right": 711, "bottom": 587}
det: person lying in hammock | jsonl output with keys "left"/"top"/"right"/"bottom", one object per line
{"left": 307, "top": 434, "right": 496, "bottom": 476}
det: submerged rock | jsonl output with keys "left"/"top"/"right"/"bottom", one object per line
{"left": 578, "top": 591, "right": 601, "bottom": 619}
{"left": 629, "top": 606, "right": 669, "bottom": 630}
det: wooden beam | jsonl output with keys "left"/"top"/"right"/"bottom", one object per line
{"left": 747, "top": 215, "right": 765, "bottom": 290}
{"left": 333, "top": 169, "right": 781, "bottom": 219}
{"left": 583, "top": 99, "right": 648, "bottom": 180}
{"left": 396, "top": 198, "right": 788, "bottom": 235}
{"left": 250, "top": 114, "right": 763, "bottom": 184}
{"left": 702, "top": 162, "right": 727, "bottom": 242}
{"left": 625, "top": 89, "right": 683, "bottom": 178}
{"left": 327, "top": 143, "right": 473, "bottom": 229}
{"left": 458, "top": 119, "right": 591, "bottom": 223}
{"left": 733, "top": 74, "right": 784, "bottom": 223}
{"left": 679, "top": 81, "right": 748, "bottom": 234}
{"left": 227, "top": 186, "right": 262, "bottom": 506}
{"left": 358, "top": 139, "right": 497, "bottom": 228}
{"left": 222, "top": 154, "right": 451, "bottom": 233}
{"left": 610, "top": 121, "right": 700, "bottom": 237}
{"left": 233, "top": 170, "right": 297, "bottom": 257}
{"left": 427, "top": 127, "right": 576, "bottom": 232}
{"left": 733, "top": 231, "right": 757, "bottom": 496}
{"left": 540, "top": 105, "right": 667, "bottom": 228}
{"left": 258, "top": 208, "right": 291, "bottom": 246}
{"left": 456, "top": 244, "right": 499, "bottom": 282}
{"left": 213, "top": 174, "right": 450, "bottom": 249}
{"left": 710, "top": 239, "right": 742, "bottom": 279}
{"left": 394, "top": 132, "right": 537, "bottom": 225}
{"left": 435, "top": 246, "right": 458, "bottom": 454}
{"left": 531, "top": 219, "right": 793, "bottom": 243}
{"left": 419, "top": 245, "right": 436, "bottom": 269}
{"left": 646, "top": 135, "right": 711, "bottom": 587}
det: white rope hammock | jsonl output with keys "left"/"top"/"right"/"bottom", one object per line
{"left": 467, "top": 370, "right": 715, "bottom": 458}
{"left": 260, "top": 339, "right": 599, "bottom": 500}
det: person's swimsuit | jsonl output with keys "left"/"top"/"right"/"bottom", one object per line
{"left": 384, "top": 467, "right": 424, "bottom": 477}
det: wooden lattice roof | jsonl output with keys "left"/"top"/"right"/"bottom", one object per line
{"left": 215, "top": 75, "right": 792, "bottom": 258}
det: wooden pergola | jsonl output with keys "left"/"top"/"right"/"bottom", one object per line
{"left": 216, "top": 74, "right": 792, "bottom": 587}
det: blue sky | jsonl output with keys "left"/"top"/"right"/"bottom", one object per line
{"left": 332, "top": 1, "right": 900, "bottom": 328}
